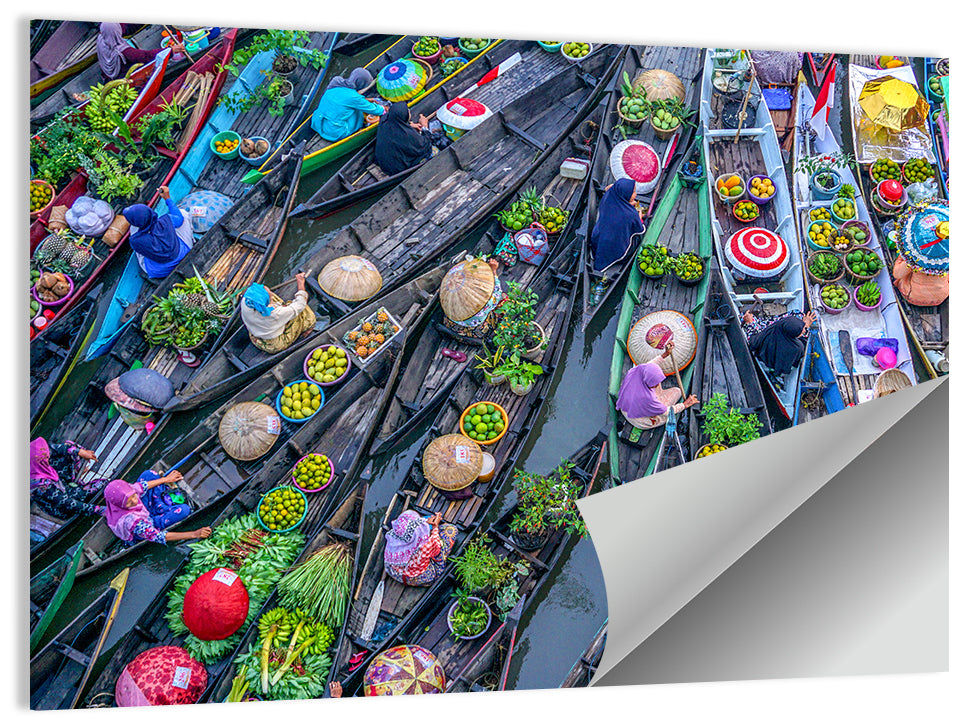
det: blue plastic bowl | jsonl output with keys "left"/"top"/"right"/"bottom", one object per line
{"left": 276, "top": 378, "right": 325, "bottom": 424}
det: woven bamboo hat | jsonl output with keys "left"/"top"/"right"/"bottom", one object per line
{"left": 218, "top": 402, "right": 281, "bottom": 461}
{"left": 318, "top": 256, "right": 383, "bottom": 302}
{"left": 439, "top": 258, "right": 495, "bottom": 322}
{"left": 627, "top": 310, "right": 697, "bottom": 374}
{"left": 633, "top": 69, "right": 685, "bottom": 102}
{"left": 422, "top": 434, "right": 483, "bottom": 491}
{"left": 873, "top": 368, "right": 912, "bottom": 398}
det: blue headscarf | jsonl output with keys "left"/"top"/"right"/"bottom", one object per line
{"left": 589, "top": 178, "right": 645, "bottom": 272}
{"left": 243, "top": 284, "right": 273, "bottom": 316}
{"left": 123, "top": 204, "right": 183, "bottom": 278}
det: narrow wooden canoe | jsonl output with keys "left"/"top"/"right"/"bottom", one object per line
{"left": 289, "top": 39, "right": 577, "bottom": 220}
{"left": 560, "top": 621, "right": 607, "bottom": 688}
{"left": 328, "top": 240, "right": 580, "bottom": 696}
{"left": 333, "top": 33, "right": 394, "bottom": 56}
{"left": 30, "top": 567, "right": 129, "bottom": 710}
{"left": 605, "top": 141, "right": 714, "bottom": 484}
{"left": 791, "top": 81, "right": 917, "bottom": 403}
{"left": 30, "top": 20, "right": 63, "bottom": 56}
{"left": 794, "top": 330, "right": 846, "bottom": 425}
{"left": 580, "top": 45, "right": 706, "bottom": 331}
{"left": 700, "top": 49, "right": 807, "bottom": 421}
{"left": 30, "top": 288, "right": 101, "bottom": 430}
{"left": 804, "top": 52, "right": 836, "bottom": 91}
{"left": 31, "top": 30, "right": 239, "bottom": 344}
{"left": 29, "top": 541, "right": 84, "bottom": 653}
{"left": 923, "top": 57, "right": 949, "bottom": 196}
{"left": 442, "top": 597, "right": 525, "bottom": 693}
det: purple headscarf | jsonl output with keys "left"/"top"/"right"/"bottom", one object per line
{"left": 384, "top": 510, "right": 431, "bottom": 566}
{"left": 615, "top": 361, "right": 669, "bottom": 418}
{"left": 30, "top": 438, "right": 63, "bottom": 491}
{"left": 97, "top": 23, "right": 129, "bottom": 80}
{"left": 104, "top": 479, "right": 151, "bottom": 542}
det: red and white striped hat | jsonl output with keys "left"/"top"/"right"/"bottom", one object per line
{"left": 724, "top": 226, "right": 789, "bottom": 278}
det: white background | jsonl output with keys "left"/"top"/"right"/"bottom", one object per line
{"left": 5, "top": 2, "right": 959, "bottom": 718}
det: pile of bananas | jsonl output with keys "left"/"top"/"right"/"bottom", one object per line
{"left": 85, "top": 80, "right": 139, "bottom": 132}
{"left": 808, "top": 252, "right": 841, "bottom": 282}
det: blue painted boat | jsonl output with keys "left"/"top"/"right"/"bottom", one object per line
{"left": 793, "top": 332, "right": 846, "bottom": 425}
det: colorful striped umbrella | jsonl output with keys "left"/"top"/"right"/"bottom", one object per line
{"left": 376, "top": 59, "right": 429, "bottom": 102}
{"left": 724, "top": 226, "right": 789, "bottom": 279}
{"left": 363, "top": 645, "right": 446, "bottom": 696}
{"left": 894, "top": 198, "right": 948, "bottom": 275}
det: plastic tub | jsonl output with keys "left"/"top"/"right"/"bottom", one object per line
{"left": 290, "top": 453, "right": 335, "bottom": 493}
{"left": 829, "top": 197, "right": 857, "bottom": 225}
{"left": 561, "top": 42, "right": 593, "bottom": 63}
{"left": 276, "top": 379, "right": 325, "bottom": 424}
{"left": 714, "top": 172, "right": 745, "bottom": 205}
{"left": 458, "top": 39, "right": 491, "bottom": 57}
{"left": 32, "top": 274, "right": 74, "bottom": 308}
{"left": 853, "top": 283, "right": 883, "bottom": 312}
{"left": 537, "top": 41, "right": 563, "bottom": 52}
{"left": 806, "top": 220, "right": 839, "bottom": 252}
{"left": 411, "top": 38, "right": 442, "bottom": 64}
{"left": 747, "top": 174, "right": 775, "bottom": 205}
{"left": 303, "top": 344, "right": 352, "bottom": 387}
{"left": 257, "top": 485, "right": 308, "bottom": 534}
{"left": 240, "top": 136, "right": 272, "bottom": 167}
{"left": 732, "top": 200, "right": 760, "bottom": 223}
{"left": 446, "top": 597, "right": 492, "bottom": 640}
{"left": 30, "top": 179, "right": 55, "bottom": 219}
{"left": 459, "top": 401, "right": 508, "bottom": 446}
{"left": 818, "top": 284, "right": 851, "bottom": 315}
{"left": 840, "top": 221, "right": 871, "bottom": 248}
{"left": 210, "top": 130, "right": 241, "bottom": 160}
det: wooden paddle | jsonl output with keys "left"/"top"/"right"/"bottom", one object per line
{"left": 733, "top": 64, "right": 757, "bottom": 145}
{"left": 838, "top": 329, "right": 859, "bottom": 404}
{"left": 161, "top": 25, "right": 195, "bottom": 63}
{"left": 269, "top": 267, "right": 314, "bottom": 293}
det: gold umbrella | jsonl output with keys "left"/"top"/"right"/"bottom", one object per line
{"left": 858, "top": 76, "right": 930, "bottom": 132}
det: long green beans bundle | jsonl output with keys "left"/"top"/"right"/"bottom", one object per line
{"left": 277, "top": 543, "right": 352, "bottom": 627}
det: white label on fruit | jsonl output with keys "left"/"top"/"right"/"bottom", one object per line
{"left": 213, "top": 568, "right": 238, "bottom": 586}
{"left": 266, "top": 417, "right": 281, "bottom": 435}
{"left": 172, "top": 666, "right": 192, "bottom": 689}
{"left": 454, "top": 447, "right": 471, "bottom": 464}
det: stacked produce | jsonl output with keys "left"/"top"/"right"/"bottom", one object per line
{"left": 696, "top": 444, "right": 727, "bottom": 459}
{"left": 749, "top": 175, "right": 775, "bottom": 199}
{"left": 562, "top": 42, "right": 591, "bottom": 59}
{"left": 215, "top": 137, "right": 240, "bottom": 155}
{"left": 412, "top": 36, "right": 440, "bottom": 58}
{"left": 33, "top": 271, "right": 71, "bottom": 303}
{"left": 855, "top": 281, "right": 881, "bottom": 308}
{"left": 669, "top": 252, "right": 705, "bottom": 282}
{"left": 277, "top": 543, "right": 353, "bottom": 627}
{"left": 841, "top": 223, "right": 869, "bottom": 246}
{"left": 164, "top": 515, "right": 305, "bottom": 663}
{"left": 497, "top": 187, "right": 569, "bottom": 234}
{"left": 292, "top": 454, "right": 332, "bottom": 492}
{"left": 279, "top": 381, "right": 323, "bottom": 421}
{"left": 618, "top": 71, "right": 649, "bottom": 123}
{"left": 30, "top": 181, "right": 53, "bottom": 213}
{"left": 733, "top": 199, "right": 759, "bottom": 221}
{"left": 844, "top": 248, "right": 882, "bottom": 279}
{"left": 305, "top": 346, "right": 349, "bottom": 384}
{"left": 820, "top": 284, "right": 849, "bottom": 310}
{"left": 831, "top": 196, "right": 856, "bottom": 221}
{"left": 902, "top": 158, "right": 935, "bottom": 183}
{"left": 870, "top": 158, "right": 901, "bottom": 183}
{"left": 808, "top": 252, "right": 841, "bottom": 282}
{"left": 440, "top": 57, "right": 465, "bottom": 77}
{"left": 715, "top": 173, "right": 744, "bottom": 200}
{"left": 258, "top": 486, "right": 307, "bottom": 531}
{"left": 877, "top": 55, "right": 905, "bottom": 69}
{"left": 928, "top": 75, "right": 944, "bottom": 98}
{"left": 241, "top": 138, "right": 270, "bottom": 159}
{"left": 343, "top": 308, "right": 400, "bottom": 360}
{"left": 808, "top": 221, "right": 837, "bottom": 249}
{"left": 637, "top": 244, "right": 668, "bottom": 277}
{"left": 460, "top": 38, "right": 489, "bottom": 52}
{"left": 460, "top": 402, "right": 507, "bottom": 443}
{"left": 495, "top": 199, "right": 534, "bottom": 231}
{"left": 85, "top": 80, "right": 139, "bottom": 132}
{"left": 140, "top": 273, "right": 237, "bottom": 349}
{"left": 809, "top": 206, "right": 832, "bottom": 222}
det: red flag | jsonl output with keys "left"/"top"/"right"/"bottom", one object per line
{"left": 810, "top": 61, "right": 837, "bottom": 141}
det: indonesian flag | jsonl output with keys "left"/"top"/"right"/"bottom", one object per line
{"left": 809, "top": 61, "right": 836, "bottom": 141}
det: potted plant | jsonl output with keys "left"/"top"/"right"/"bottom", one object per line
{"left": 450, "top": 534, "right": 516, "bottom": 596}
{"left": 474, "top": 345, "right": 507, "bottom": 385}
{"left": 697, "top": 393, "right": 762, "bottom": 456}
{"left": 494, "top": 353, "right": 543, "bottom": 396}
{"left": 795, "top": 151, "right": 854, "bottom": 201}
{"left": 447, "top": 588, "right": 492, "bottom": 640}
{"left": 508, "top": 460, "right": 587, "bottom": 551}
{"left": 492, "top": 281, "right": 546, "bottom": 360}
{"left": 78, "top": 151, "right": 145, "bottom": 203}
{"left": 220, "top": 74, "right": 295, "bottom": 118}
{"left": 648, "top": 97, "right": 696, "bottom": 141}
{"left": 223, "top": 29, "right": 328, "bottom": 78}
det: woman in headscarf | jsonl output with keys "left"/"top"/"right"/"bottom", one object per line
{"left": 589, "top": 178, "right": 646, "bottom": 273}
{"left": 123, "top": 186, "right": 194, "bottom": 279}
{"left": 30, "top": 438, "right": 107, "bottom": 520}
{"left": 96, "top": 22, "right": 185, "bottom": 81}
{"left": 103, "top": 471, "right": 211, "bottom": 546}
{"left": 373, "top": 102, "right": 435, "bottom": 176}
{"left": 310, "top": 68, "right": 386, "bottom": 142}
{"left": 241, "top": 272, "right": 317, "bottom": 354}
{"left": 615, "top": 342, "right": 699, "bottom": 429}
{"left": 384, "top": 510, "right": 458, "bottom": 587}
{"left": 441, "top": 257, "right": 505, "bottom": 340}
{"left": 742, "top": 310, "right": 816, "bottom": 383}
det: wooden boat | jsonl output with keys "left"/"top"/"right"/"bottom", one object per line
{"left": 791, "top": 81, "right": 916, "bottom": 404}
{"left": 923, "top": 57, "right": 949, "bottom": 197}
{"left": 327, "top": 240, "right": 580, "bottom": 695}
{"left": 40, "top": 146, "right": 305, "bottom": 545}
{"left": 794, "top": 331, "right": 845, "bottom": 425}
{"left": 29, "top": 22, "right": 146, "bottom": 101}
{"left": 804, "top": 53, "right": 836, "bottom": 91}
{"left": 29, "top": 541, "right": 84, "bottom": 653}
{"left": 748, "top": 53, "right": 803, "bottom": 157}
{"left": 290, "top": 39, "right": 588, "bottom": 220}
{"left": 333, "top": 33, "right": 393, "bottom": 56}
{"left": 560, "top": 621, "right": 607, "bottom": 687}
{"left": 605, "top": 141, "right": 714, "bottom": 484}
{"left": 369, "top": 100, "right": 604, "bottom": 455}
{"left": 200, "top": 482, "right": 368, "bottom": 702}
{"left": 30, "top": 567, "right": 129, "bottom": 710}
{"left": 580, "top": 45, "right": 706, "bottom": 331}
{"left": 30, "top": 288, "right": 101, "bottom": 430}
{"left": 341, "top": 435, "right": 606, "bottom": 696}
{"left": 31, "top": 30, "right": 239, "bottom": 344}
{"left": 30, "top": 20, "right": 62, "bottom": 56}
{"left": 700, "top": 48, "right": 807, "bottom": 420}
{"left": 79, "top": 310, "right": 419, "bottom": 707}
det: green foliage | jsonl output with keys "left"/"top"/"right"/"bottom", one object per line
{"left": 30, "top": 109, "right": 100, "bottom": 186}
{"left": 78, "top": 151, "right": 144, "bottom": 203}
{"left": 224, "top": 29, "right": 327, "bottom": 76}
{"left": 220, "top": 74, "right": 294, "bottom": 118}
{"left": 492, "top": 281, "right": 543, "bottom": 354}
{"left": 700, "top": 393, "right": 762, "bottom": 447}
{"left": 448, "top": 588, "right": 490, "bottom": 638}
{"left": 450, "top": 533, "right": 516, "bottom": 593}
{"left": 838, "top": 183, "right": 856, "bottom": 199}
{"left": 795, "top": 151, "right": 856, "bottom": 184}
{"left": 494, "top": 352, "right": 543, "bottom": 388}
{"left": 508, "top": 460, "right": 587, "bottom": 537}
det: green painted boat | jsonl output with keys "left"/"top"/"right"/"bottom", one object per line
{"left": 606, "top": 144, "right": 715, "bottom": 485}
{"left": 29, "top": 541, "right": 83, "bottom": 653}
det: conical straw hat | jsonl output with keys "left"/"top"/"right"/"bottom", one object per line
{"left": 633, "top": 68, "right": 685, "bottom": 102}
{"left": 318, "top": 256, "right": 383, "bottom": 302}
{"left": 422, "top": 434, "right": 483, "bottom": 491}
{"left": 439, "top": 258, "right": 495, "bottom": 322}
{"left": 627, "top": 310, "right": 697, "bottom": 374}
{"left": 873, "top": 368, "right": 912, "bottom": 398}
{"left": 218, "top": 402, "right": 282, "bottom": 461}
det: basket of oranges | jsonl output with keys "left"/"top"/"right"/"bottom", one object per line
{"left": 210, "top": 130, "right": 241, "bottom": 159}
{"left": 257, "top": 485, "right": 307, "bottom": 533}
{"left": 714, "top": 172, "right": 745, "bottom": 204}
{"left": 732, "top": 200, "right": 760, "bottom": 223}
{"left": 747, "top": 175, "right": 775, "bottom": 204}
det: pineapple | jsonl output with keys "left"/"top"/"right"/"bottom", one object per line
{"left": 519, "top": 186, "right": 545, "bottom": 215}
{"left": 376, "top": 310, "right": 388, "bottom": 323}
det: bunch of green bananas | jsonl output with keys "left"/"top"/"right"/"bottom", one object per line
{"left": 85, "top": 80, "right": 138, "bottom": 132}
{"left": 808, "top": 252, "right": 841, "bottom": 280}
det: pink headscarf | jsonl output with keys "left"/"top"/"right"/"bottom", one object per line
{"left": 615, "top": 361, "right": 670, "bottom": 418}
{"left": 97, "top": 23, "right": 129, "bottom": 79}
{"left": 104, "top": 480, "right": 151, "bottom": 542}
{"left": 384, "top": 510, "right": 431, "bottom": 566}
{"left": 30, "top": 438, "right": 63, "bottom": 491}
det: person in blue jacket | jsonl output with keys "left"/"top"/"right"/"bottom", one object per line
{"left": 310, "top": 68, "right": 385, "bottom": 142}
{"left": 122, "top": 185, "right": 194, "bottom": 279}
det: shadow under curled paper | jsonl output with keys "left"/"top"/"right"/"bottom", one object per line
{"left": 578, "top": 378, "right": 947, "bottom": 686}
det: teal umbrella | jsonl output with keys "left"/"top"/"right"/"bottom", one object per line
{"left": 895, "top": 198, "right": 949, "bottom": 275}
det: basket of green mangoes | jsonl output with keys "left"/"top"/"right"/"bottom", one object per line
{"left": 844, "top": 248, "right": 883, "bottom": 283}
{"left": 304, "top": 344, "right": 352, "bottom": 387}
{"left": 277, "top": 379, "right": 325, "bottom": 423}
{"left": 819, "top": 283, "right": 851, "bottom": 314}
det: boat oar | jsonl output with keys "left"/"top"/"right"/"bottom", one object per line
{"left": 269, "top": 267, "right": 314, "bottom": 293}
{"left": 360, "top": 492, "right": 413, "bottom": 642}
{"left": 733, "top": 64, "right": 756, "bottom": 145}
{"left": 838, "top": 329, "right": 859, "bottom": 405}
{"left": 161, "top": 25, "right": 195, "bottom": 63}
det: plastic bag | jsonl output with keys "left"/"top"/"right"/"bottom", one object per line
{"left": 906, "top": 179, "right": 939, "bottom": 204}
{"left": 65, "top": 196, "right": 115, "bottom": 236}
{"left": 514, "top": 223, "right": 549, "bottom": 266}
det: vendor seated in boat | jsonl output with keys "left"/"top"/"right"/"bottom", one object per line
{"left": 241, "top": 273, "right": 317, "bottom": 354}
{"left": 123, "top": 186, "right": 195, "bottom": 280}
{"left": 96, "top": 22, "right": 186, "bottom": 81}
{"left": 104, "top": 472, "right": 212, "bottom": 546}
{"left": 615, "top": 342, "right": 698, "bottom": 430}
{"left": 373, "top": 102, "right": 442, "bottom": 176}
{"left": 30, "top": 438, "right": 107, "bottom": 520}
{"left": 742, "top": 310, "right": 816, "bottom": 387}
{"left": 589, "top": 178, "right": 645, "bottom": 273}
{"left": 440, "top": 257, "right": 504, "bottom": 340}
{"left": 384, "top": 510, "right": 458, "bottom": 587}
{"left": 310, "top": 68, "right": 386, "bottom": 142}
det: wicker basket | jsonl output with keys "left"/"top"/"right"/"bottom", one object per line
{"left": 840, "top": 220, "right": 871, "bottom": 248}
{"left": 616, "top": 100, "right": 648, "bottom": 127}
{"left": 806, "top": 251, "right": 845, "bottom": 285}
{"left": 843, "top": 250, "right": 883, "bottom": 284}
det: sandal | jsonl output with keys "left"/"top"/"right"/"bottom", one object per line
{"left": 440, "top": 348, "right": 467, "bottom": 363}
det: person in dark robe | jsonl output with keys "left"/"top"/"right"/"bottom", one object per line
{"left": 122, "top": 186, "right": 193, "bottom": 279}
{"left": 589, "top": 178, "right": 645, "bottom": 272}
{"left": 743, "top": 310, "right": 817, "bottom": 380}
{"left": 373, "top": 102, "right": 435, "bottom": 176}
